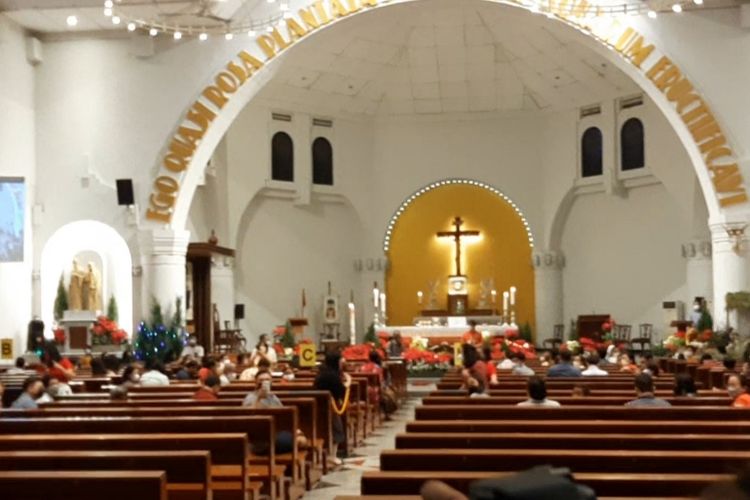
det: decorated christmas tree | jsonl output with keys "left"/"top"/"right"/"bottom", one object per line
{"left": 53, "top": 273, "right": 68, "bottom": 322}
{"left": 134, "top": 297, "right": 186, "bottom": 363}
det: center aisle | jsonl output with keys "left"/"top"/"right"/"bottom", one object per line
{"left": 301, "top": 382, "right": 430, "bottom": 499}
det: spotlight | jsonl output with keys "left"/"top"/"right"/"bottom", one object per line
{"left": 199, "top": 32, "right": 208, "bottom": 41}
{"left": 149, "top": 27, "right": 158, "bottom": 36}
{"left": 647, "top": 10, "right": 657, "bottom": 18}
{"left": 225, "top": 32, "right": 234, "bottom": 40}
{"left": 104, "top": 0, "right": 114, "bottom": 8}
{"left": 66, "top": 15, "right": 78, "bottom": 27}
{"left": 693, "top": 0, "right": 703, "bottom": 4}
{"left": 104, "top": 7, "right": 112, "bottom": 16}
{"left": 127, "top": 22, "right": 136, "bottom": 31}
{"left": 111, "top": 15, "right": 120, "bottom": 25}
{"left": 672, "top": 3, "right": 683, "bottom": 12}
{"left": 173, "top": 31, "right": 182, "bottom": 40}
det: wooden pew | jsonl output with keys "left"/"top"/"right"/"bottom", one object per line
{"left": 0, "top": 450, "right": 210, "bottom": 500}
{"left": 0, "top": 433, "right": 254, "bottom": 500}
{"left": 395, "top": 432, "right": 750, "bottom": 451}
{"left": 414, "top": 405, "right": 750, "bottom": 421}
{"left": 0, "top": 416, "right": 282, "bottom": 500}
{"left": 420, "top": 396, "right": 732, "bottom": 406}
{"left": 0, "top": 470, "right": 168, "bottom": 500}
{"left": 360, "top": 471, "right": 728, "bottom": 497}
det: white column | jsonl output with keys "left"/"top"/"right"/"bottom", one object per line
{"left": 710, "top": 221, "right": 750, "bottom": 329}
{"left": 533, "top": 250, "right": 564, "bottom": 343}
{"left": 682, "top": 240, "right": 713, "bottom": 306}
{"left": 138, "top": 228, "right": 190, "bottom": 322}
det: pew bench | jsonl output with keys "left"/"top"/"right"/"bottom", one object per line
{"left": 0, "top": 470, "right": 168, "bottom": 500}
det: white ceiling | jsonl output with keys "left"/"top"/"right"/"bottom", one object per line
{"left": 255, "top": 1, "right": 639, "bottom": 117}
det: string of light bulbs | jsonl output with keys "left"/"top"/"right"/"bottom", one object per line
{"left": 89, "top": 0, "right": 705, "bottom": 40}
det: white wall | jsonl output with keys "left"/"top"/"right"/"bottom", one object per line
{"left": 0, "top": 16, "right": 35, "bottom": 357}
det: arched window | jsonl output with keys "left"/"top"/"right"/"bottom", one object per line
{"left": 312, "top": 137, "right": 333, "bottom": 186}
{"left": 271, "top": 131, "right": 294, "bottom": 182}
{"left": 620, "top": 118, "right": 645, "bottom": 171}
{"left": 581, "top": 127, "right": 603, "bottom": 178}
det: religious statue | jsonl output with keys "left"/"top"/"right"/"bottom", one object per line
{"left": 68, "top": 259, "right": 85, "bottom": 311}
{"left": 81, "top": 261, "right": 102, "bottom": 312}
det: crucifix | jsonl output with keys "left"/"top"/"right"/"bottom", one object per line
{"left": 437, "top": 216, "right": 480, "bottom": 277}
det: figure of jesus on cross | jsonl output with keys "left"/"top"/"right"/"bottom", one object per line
{"left": 437, "top": 216, "right": 480, "bottom": 277}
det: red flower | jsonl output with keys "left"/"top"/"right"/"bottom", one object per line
{"left": 53, "top": 328, "right": 65, "bottom": 344}
{"left": 675, "top": 331, "right": 686, "bottom": 339}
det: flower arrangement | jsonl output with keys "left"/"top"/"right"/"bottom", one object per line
{"left": 663, "top": 330, "right": 687, "bottom": 352}
{"left": 402, "top": 347, "right": 453, "bottom": 375}
{"left": 53, "top": 327, "right": 66, "bottom": 345}
{"left": 91, "top": 315, "right": 127, "bottom": 345}
{"left": 342, "top": 343, "right": 386, "bottom": 361}
{"left": 563, "top": 340, "right": 581, "bottom": 354}
{"left": 490, "top": 335, "right": 536, "bottom": 360}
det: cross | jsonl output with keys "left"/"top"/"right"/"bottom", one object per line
{"left": 437, "top": 216, "right": 480, "bottom": 277}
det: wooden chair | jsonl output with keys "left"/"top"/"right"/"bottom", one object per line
{"left": 631, "top": 323, "right": 653, "bottom": 354}
{"left": 612, "top": 324, "right": 632, "bottom": 348}
{"left": 542, "top": 324, "right": 564, "bottom": 349}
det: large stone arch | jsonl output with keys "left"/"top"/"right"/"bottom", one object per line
{"left": 145, "top": 0, "right": 742, "bottom": 236}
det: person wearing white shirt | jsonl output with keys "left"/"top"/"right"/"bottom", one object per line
{"left": 250, "top": 334, "right": 278, "bottom": 365}
{"left": 581, "top": 354, "right": 609, "bottom": 376}
{"left": 517, "top": 376, "right": 561, "bottom": 407}
{"left": 181, "top": 336, "right": 205, "bottom": 359}
{"left": 497, "top": 356, "right": 515, "bottom": 370}
{"left": 140, "top": 359, "right": 170, "bottom": 386}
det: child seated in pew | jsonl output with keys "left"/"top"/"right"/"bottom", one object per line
{"left": 673, "top": 373, "right": 697, "bottom": 397}
{"left": 517, "top": 376, "right": 560, "bottom": 407}
{"left": 727, "top": 374, "right": 750, "bottom": 407}
{"left": 36, "top": 374, "right": 72, "bottom": 403}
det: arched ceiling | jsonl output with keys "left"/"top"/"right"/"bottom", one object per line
{"left": 255, "top": 0, "right": 641, "bottom": 117}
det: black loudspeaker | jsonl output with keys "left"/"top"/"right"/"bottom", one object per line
{"left": 234, "top": 304, "right": 245, "bottom": 320}
{"left": 116, "top": 179, "right": 134, "bottom": 206}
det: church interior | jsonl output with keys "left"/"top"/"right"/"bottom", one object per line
{"left": 1, "top": 0, "right": 750, "bottom": 498}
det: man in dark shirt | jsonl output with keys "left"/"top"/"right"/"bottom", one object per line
{"left": 547, "top": 351, "right": 582, "bottom": 377}
{"left": 625, "top": 373, "right": 671, "bottom": 407}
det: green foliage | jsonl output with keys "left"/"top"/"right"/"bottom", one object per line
{"left": 280, "top": 321, "right": 296, "bottom": 349}
{"left": 135, "top": 297, "right": 186, "bottom": 363}
{"left": 651, "top": 344, "right": 668, "bottom": 357}
{"left": 53, "top": 273, "right": 68, "bottom": 322}
{"left": 696, "top": 310, "right": 713, "bottom": 332}
{"left": 363, "top": 323, "right": 378, "bottom": 344}
{"left": 726, "top": 292, "right": 750, "bottom": 312}
{"left": 106, "top": 295, "right": 119, "bottom": 323}
{"left": 520, "top": 322, "right": 533, "bottom": 343}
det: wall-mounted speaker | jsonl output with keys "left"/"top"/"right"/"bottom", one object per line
{"left": 234, "top": 304, "right": 245, "bottom": 320}
{"left": 116, "top": 179, "right": 135, "bottom": 206}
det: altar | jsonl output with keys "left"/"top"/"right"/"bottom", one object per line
{"left": 381, "top": 323, "right": 505, "bottom": 345}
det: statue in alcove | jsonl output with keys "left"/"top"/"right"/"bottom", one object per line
{"left": 82, "top": 261, "right": 102, "bottom": 312}
{"left": 68, "top": 259, "right": 85, "bottom": 311}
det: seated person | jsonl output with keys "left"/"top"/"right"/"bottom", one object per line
{"left": 239, "top": 357, "right": 271, "bottom": 381}
{"left": 11, "top": 376, "right": 44, "bottom": 410}
{"left": 625, "top": 373, "right": 671, "bottom": 407}
{"left": 250, "top": 334, "right": 277, "bottom": 366}
{"left": 497, "top": 353, "right": 516, "bottom": 370}
{"left": 517, "top": 376, "right": 560, "bottom": 407}
{"left": 140, "top": 358, "right": 170, "bottom": 386}
{"left": 618, "top": 353, "right": 639, "bottom": 374}
{"left": 175, "top": 360, "right": 200, "bottom": 380}
{"left": 466, "top": 375, "right": 490, "bottom": 398}
{"left": 581, "top": 353, "right": 608, "bottom": 376}
{"left": 181, "top": 335, "right": 205, "bottom": 359}
{"left": 37, "top": 375, "right": 72, "bottom": 403}
{"left": 42, "top": 344, "right": 75, "bottom": 383}
{"left": 193, "top": 375, "right": 221, "bottom": 401}
{"left": 727, "top": 374, "right": 750, "bottom": 407}
{"left": 511, "top": 352, "right": 535, "bottom": 376}
{"left": 547, "top": 350, "right": 582, "bottom": 377}
{"left": 7, "top": 356, "right": 31, "bottom": 375}
{"left": 571, "top": 383, "right": 591, "bottom": 398}
{"left": 481, "top": 347, "right": 498, "bottom": 384}
{"left": 461, "top": 321, "right": 483, "bottom": 347}
{"left": 673, "top": 373, "right": 697, "bottom": 397}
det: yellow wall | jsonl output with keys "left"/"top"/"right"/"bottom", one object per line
{"left": 386, "top": 184, "right": 535, "bottom": 333}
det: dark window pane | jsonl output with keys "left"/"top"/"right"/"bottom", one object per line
{"left": 621, "top": 118, "right": 645, "bottom": 171}
{"left": 581, "top": 127, "right": 603, "bottom": 178}
{"left": 272, "top": 132, "right": 294, "bottom": 182}
{"left": 312, "top": 137, "right": 333, "bottom": 186}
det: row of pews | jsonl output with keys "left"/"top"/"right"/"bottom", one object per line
{"left": 0, "top": 366, "right": 397, "bottom": 500}
{"left": 340, "top": 364, "right": 748, "bottom": 500}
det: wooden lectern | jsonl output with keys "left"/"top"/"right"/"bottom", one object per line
{"left": 577, "top": 314, "right": 610, "bottom": 341}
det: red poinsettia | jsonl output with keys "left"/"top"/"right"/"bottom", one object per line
{"left": 91, "top": 316, "right": 127, "bottom": 345}
{"left": 53, "top": 328, "right": 65, "bottom": 345}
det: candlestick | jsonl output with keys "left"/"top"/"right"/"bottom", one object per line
{"left": 510, "top": 286, "right": 517, "bottom": 306}
{"left": 380, "top": 292, "right": 386, "bottom": 319}
{"left": 348, "top": 302, "right": 356, "bottom": 345}
{"left": 503, "top": 291, "right": 509, "bottom": 315}
{"left": 491, "top": 289, "right": 497, "bottom": 304}
{"left": 417, "top": 291, "right": 423, "bottom": 305}
{"left": 373, "top": 282, "right": 379, "bottom": 308}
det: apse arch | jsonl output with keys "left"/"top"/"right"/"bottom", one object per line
{"left": 382, "top": 178, "right": 535, "bottom": 252}
{"left": 40, "top": 220, "right": 133, "bottom": 337}
{"left": 151, "top": 0, "right": 741, "bottom": 231}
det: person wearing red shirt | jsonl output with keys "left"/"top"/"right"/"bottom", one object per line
{"left": 43, "top": 345, "right": 75, "bottom": 382}
{"left": 193, "top": 375, "right": 220, "bottom": 401}
{"left": 728, "top": 374, "right": 750, "bottom": 407}
{"left": 461, "top": 321, "right": 483, "bottom": 347}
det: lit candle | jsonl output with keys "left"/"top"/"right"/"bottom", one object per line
{"left": 510, "top": 286, "right": 517, "bottom": 306}
{"left": 503, "top": 291, "right": 509, "bottom": 315}
{"left": 491, "top": 289, "right": 497, "bottom": 304}
{"left": 380, "top": 292, "right": 386, "bottom": 317}
{"left": 373, "top": 282, "right": 379, "bottom": 308}
{"left": 417, "top": 291, "right": 423, "bottom": 305}
{"left": 348, "top": 302, "right": 356, "bottom": 345}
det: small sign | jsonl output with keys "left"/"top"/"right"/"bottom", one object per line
{"left": 453, "top": 342, "right": 463, "bottom": 368}
{"left": 0, "top": 339, "right": 13, "bottom": 360}
{"left": 299, "top": 343, "right": 316, "bottom": 367}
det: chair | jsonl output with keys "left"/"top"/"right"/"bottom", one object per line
{"left": 543, "top": 324, "right": 565, "bottom": 350}
{"left": 631, "top": 323, "right": 653, "bottom": 354}
{"left": 613, "top": 324, "right": 632, "bottom": 349}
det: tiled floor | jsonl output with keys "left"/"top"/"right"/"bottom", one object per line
{"left": 301, "top": 382, "right": 431, "bottom": 499}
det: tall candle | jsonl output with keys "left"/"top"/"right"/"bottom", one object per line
{"left": 380, "top": 292, "right": 386, "bottom": 317}
{"left": 348, "top": 302, "right": 356, "bottom": 345}
{"left": 417, "top": 291, "right": 423, "bottom": 305}
{"left": 491, "top": 289, "right": 497, "bottom": 304}
{"left": 373, "top": 284, "right": 379, "bottom": 308}
{"left": 510, "top": 286, "right": 517, "bottom": 306}
{"left": 503, "top": 291, "right": 509, "bottom": 315}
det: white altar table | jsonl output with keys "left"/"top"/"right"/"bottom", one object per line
{"left": 381, "top": 325, "right": 504, "bottom": 338}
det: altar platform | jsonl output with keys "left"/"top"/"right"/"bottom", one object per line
{"left": 380, "top": 324, "right": 505, "bottom": 345}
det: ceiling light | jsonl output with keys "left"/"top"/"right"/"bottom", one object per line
{"left": 103, "top": 7, "right": 112, "bottom": 16}
{"left": 225, "top": 32, "right": 234, "bottom": 40}
{"left": 267, "top": 0, "right": 276, "bottom": 3}
{"left": 66, "top": 15, "right": 78, "bottom": 27}
{"left": 199, "top": 32, "right": 208, "bottom": 41}
{"left": 647, "top": 10, "right": 657, "bottom": 18}
{"left": 266, "top": 26, "right": 274, "bottom": 32}
{"left": 111, "top": 15, "right": 120, "bottom": 25}
{"left": 104, "top": 0, "right": 114, "bottom": 8}
{"left": 672, "top": 3, "right": 682, "bottom": 12}
{"left": 127, "top": 22, "right": 136, "bottom": 31}
{"left": 149, "top": 27, "right": 158, "bottom": 36}
{"left": 173, "top": 31, "right": 182, "bottom": 40}
{"left": 693, "top": 0, "right": 703, "bottom": 4}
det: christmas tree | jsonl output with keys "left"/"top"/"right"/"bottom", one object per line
{"left": 134, "top": 297, "right": 186, "bottom": 363}
{"left": 53, "top": 273, "right": 68, "bottom": 322}
{"left": 280, "top": 321, "right": 296, "bottom": 349}
{"left": 363, "top": 322, "right": 378, "bottom": 344}
{"left": 106, "top": 295, "right": 119, "bottom": 322}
